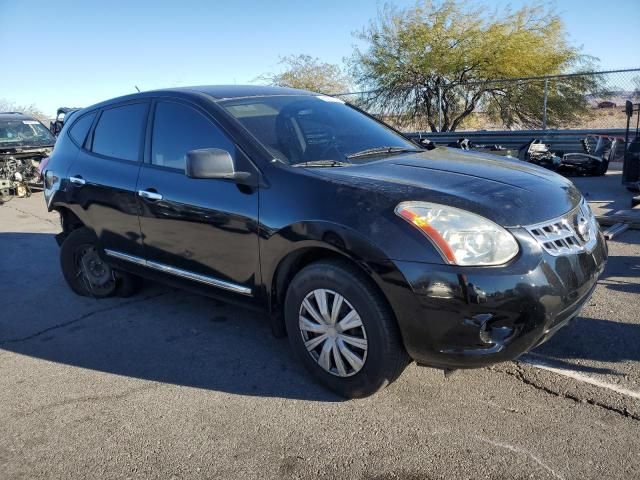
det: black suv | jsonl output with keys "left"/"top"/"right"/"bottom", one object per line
{"left": 43, "top": 86, "right": 607, "bottom": 397}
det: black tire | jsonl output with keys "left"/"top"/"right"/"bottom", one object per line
{"left": 592, "top": 160, "right": 609, "bottom": 176}
{"left": 60, "top": 227, "right": 141, "bottom": 298}
{"left": 284, "top": 259, "right": 410, "bottom": 398}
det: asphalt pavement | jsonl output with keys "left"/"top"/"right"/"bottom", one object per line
{"left": 0, "top": 187, "right": 638, "bottom": 480}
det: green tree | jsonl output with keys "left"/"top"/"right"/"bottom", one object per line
{"left": 350, "top": 1, "right": 597, "bottom": 131}
{"left": 260, "top": 54, "right": 352, "bottom": 95}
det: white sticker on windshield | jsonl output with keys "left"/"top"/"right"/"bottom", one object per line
{"left": 316, "top": 95, "right": 345, "bottom": 104}
{"left": 22, "top": 120, "right": 39, "bottom": 125}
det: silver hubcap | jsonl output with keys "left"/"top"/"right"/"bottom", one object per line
{"left": 298, "top": 289, "right": 368, "bottom": 377}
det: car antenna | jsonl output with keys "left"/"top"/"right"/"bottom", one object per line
{"left": 134, "top": 85, "right": 141, "bottom": 93}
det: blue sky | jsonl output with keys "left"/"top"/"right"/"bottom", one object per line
{"left": 1, "top": 0, "right": 638, "bottom": 116}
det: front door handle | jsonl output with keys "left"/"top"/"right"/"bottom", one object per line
{"left": 138, "top": 189, "right": 163, "bottom": 201}
{"left": 69, "top": 175, "right": 86, "bottom": 186}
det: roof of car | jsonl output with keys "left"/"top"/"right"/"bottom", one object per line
{"left": 165, "top": 84, "right": 317, "bottom": 100}
{"left": 79, "top": 85, "right": 322, "bottom": 114}
{"left": 0, "top": 112, "right": 37, "bottom": 121}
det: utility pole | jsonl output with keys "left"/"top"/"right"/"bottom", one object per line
{"left": 542, "top": 77, "right": 548, "bottom": 130}
{"left": 437, "top": 85, "right": 442, "bottom": 132}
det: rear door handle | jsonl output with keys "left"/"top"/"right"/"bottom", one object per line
{"left": 138, "top": 189, "right": 163, "bottom": 201}
{"left": 69, "top": 175, "right": 85, "bottom": 186}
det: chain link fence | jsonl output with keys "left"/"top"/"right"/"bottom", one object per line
{"left": 335, "top": 68, "right": 640, "bottom": 133}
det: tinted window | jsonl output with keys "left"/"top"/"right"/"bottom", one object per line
{"left": 221, "top": 95, "right": 417, "bottom": 165}
{"left": 92, "top": 103, "right": 147, "bottom": 161}
{"left": 151, "top": 101, "right": 235, "bottom": 170}
{"left": 69, "top": 112, "right": 96, "bottom": 146}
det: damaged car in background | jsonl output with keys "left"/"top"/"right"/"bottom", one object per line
{"left": 50, "top": 107, "right": 81, "bottom": 137}
{"left": 0, "top": 112, "right": 55, "bottom": 202}
{"left": 443, "top": 135, "right": 618, "bottom": 176}
{"left": 561, "top": 134, "right": 618, "bottom": 176}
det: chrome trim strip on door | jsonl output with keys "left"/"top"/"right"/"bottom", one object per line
{"left": 104, "top": 249, "right": 147, "bottom": 266}
{"left": 103, "top": 249, "right": 252, "bottom": 296}
{"left": 146, "top": 260, "right": 252, "bottom": 295}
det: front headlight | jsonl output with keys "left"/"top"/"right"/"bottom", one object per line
{"left": 395, "top": 201, "right": 519, "bottom": 266}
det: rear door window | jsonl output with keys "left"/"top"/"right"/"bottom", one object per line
{"left": 151, "top": 101, "right": 235, "bottom": 170}
{"left": 92, "top": 103, "right": 148, "bottom": 161}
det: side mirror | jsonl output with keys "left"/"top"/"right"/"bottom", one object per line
{"left": 185, "top": 148, "right": 251, "bottom": 181}
{"left": 626, "top": 100, "right": 634, "bottom": 118}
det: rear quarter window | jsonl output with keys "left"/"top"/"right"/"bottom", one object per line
{"left": 68, "top": 112, "right": 96, "bottom": 146}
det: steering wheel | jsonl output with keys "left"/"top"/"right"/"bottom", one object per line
{"left": 315, "top": 135, "right": 344, "bottom": 160}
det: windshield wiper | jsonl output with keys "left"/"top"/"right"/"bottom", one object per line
{"left": 346, "top": 146, "right": 422, "bottom": 159}
{"left": 292, "top": 160, "right": 351, "bottom": 168}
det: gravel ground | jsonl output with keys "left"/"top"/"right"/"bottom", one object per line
{"left": 0, "top": 191, "right": 638, "bottom": 480}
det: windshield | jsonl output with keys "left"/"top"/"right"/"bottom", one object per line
{"left": 220, "top": 95, "right": 419, "bottom": 165}
{"left": 0, "top": 119, "right": 56, "bottom": 147}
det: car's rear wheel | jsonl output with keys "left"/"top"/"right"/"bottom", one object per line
{"left": 60, "top": 227, "right": 140, "bottom": 298}
{"left": 284, "top": 259, "right": 409, "bottom": 398}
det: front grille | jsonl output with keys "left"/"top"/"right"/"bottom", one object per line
{"left": 525, "top": 201, "right": 598, "bottom": 256}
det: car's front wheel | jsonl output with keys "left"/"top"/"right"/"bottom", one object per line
{"left": 284, "top": 259, "right": 409, "bottom": 398}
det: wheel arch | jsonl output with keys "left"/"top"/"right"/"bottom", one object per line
{"left": 51, "top": 205, "right": 86, "bottom": 245}
{"left": 265, "top": 225, "right": 409, "bottom": 338}
{"left": 54, "top": 206, "right": 84, "bottom": 233}
{"left": 271, "top": 245, "right": 354, "bottom": 313}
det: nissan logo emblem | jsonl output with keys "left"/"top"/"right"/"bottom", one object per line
{"left": 576, "top": 214, "right": 590, "bottom": 242}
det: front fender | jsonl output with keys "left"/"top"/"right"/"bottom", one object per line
{"left": 259, "top": 220, "right": 421, "bottom": 342}
{"left": 260, "top": 220, "right": 391, "bottom": 286}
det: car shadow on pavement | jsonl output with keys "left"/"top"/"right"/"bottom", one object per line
{"left": 2, "top": 231, "right": 638, "bottom": 398}
{"left": 571, "top": 170, "right": 635, "bottom": 217}
{"left": 529, "top": 316, "right": 640, "bottom": 375}
{"left": 529, "top": 231, "right": 640, "bottom": 375}
{"left": 599, "top": 254, "right": 640, "bottom": 288}
{"left": 0, "top": 232, "right": 341, "bottom": 402}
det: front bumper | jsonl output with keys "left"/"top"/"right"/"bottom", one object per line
{"left": 386, "top": 228, "right": 608, "bottom": 369}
